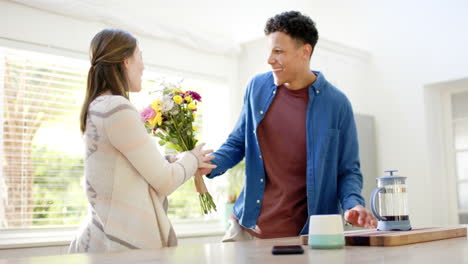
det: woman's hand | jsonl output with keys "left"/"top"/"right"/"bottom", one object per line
{"left": 191, "top": 143, "right": 217, "bottom": 169}
{"left": 165, "top": 154, "right": 178, "bottom": 163}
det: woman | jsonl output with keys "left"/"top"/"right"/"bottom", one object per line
{"left": 69, "top": 29, "right": 216, "bottom": 253}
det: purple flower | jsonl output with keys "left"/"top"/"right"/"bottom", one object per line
{"left": 140, "top": 106, "right": 156, "bottom": 122}
{"left": 185, "top": 91, "right": 202, "bottom": 102}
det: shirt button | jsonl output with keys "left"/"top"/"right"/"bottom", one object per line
{"left": 260, "top": 178, "right": 264, "bottom": 182}
{"left": 253, "top": 130, "right": 255, "bottom": 134}
{"left": 273, "top": 90, "right": 276, "bottom": 94}
{"left": 257, "top": 200, "right": 260, "bottom": 204}
{"left": 259, "top": 155, "right": 262, "bottom": 159}
{"left": 316, "top": 90, "right": 320, "bottom": 94}
{"left": 260, "top": 110, "right": 264, "bottom": 115}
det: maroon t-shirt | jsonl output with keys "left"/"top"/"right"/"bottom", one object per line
{"left": 244, "top": 84, "right": 309, "bottom": 239}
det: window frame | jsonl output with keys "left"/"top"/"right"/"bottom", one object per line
{"left": 441, "top": 84, "right": 468, "bottom": 224}
{"left": 0, "top": 219, "right": 226, "bottom": 249}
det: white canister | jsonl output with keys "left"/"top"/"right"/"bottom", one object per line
{"left": 308, "top": 214, "right": 345, "bottom": 249}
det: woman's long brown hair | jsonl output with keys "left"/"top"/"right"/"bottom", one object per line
{"left": 80, "top": 29, "right": 137, "bottom": 133}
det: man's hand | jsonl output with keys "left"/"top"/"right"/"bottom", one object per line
{"left": 344, "top": 205, "right": 377, "bottom": 229}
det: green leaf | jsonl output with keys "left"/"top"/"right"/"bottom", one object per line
{"left": 167, "top": 142, "right": 183, "bottom": 152}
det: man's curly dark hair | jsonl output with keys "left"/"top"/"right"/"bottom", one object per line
{"left": 264, "top": 11, "right": 319, "bottom": 54}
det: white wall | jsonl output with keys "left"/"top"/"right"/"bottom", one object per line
{"left": 363, "top": 0, "right": 468, "bottom": 227}
{"left": 237, "top": 0, "right": 468, "bottom": 227}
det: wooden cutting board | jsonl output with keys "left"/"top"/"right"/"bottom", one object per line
{"left": 300, "top": 226, "right": 467, "bottom": 247}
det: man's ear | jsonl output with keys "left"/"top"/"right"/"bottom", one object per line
{"left": 303, "top": 44, "right": 313, "bottom": 59}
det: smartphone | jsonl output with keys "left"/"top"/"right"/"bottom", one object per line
{"left": 271, "top": 245, "right": 304, "bottom": 255}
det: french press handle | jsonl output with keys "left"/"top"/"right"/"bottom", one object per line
{"left": 370, "top": 187, "right": 387, "bottom": 221}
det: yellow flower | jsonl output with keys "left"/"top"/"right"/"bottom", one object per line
{"left": 192, "top": 126, "right": 198, "bottom": 131}
{"left": 185, "top": 96, "right": 193, "bottom": 103}
{"left": 149, "top": 111, "right": 163, "bottom": 127}
{"left": 173, "top": 95, "right": 183, "bottom": 104}
{"left": 151, "top": 99, "right": 161, "bottom": 111}
{"left": 156, "top": 112, "right": 163, "bottom": 126}
{"left": 172, "top": 89, "right": 182, "bottom": 94}
{"left": 192, "top": 113, "right": 196, "bottom": 119}
{"left": 188, "top": 102, "right": 197, "bottom": 110}
{"left": 149, "top": 117, "right": 157, "bottom": 127}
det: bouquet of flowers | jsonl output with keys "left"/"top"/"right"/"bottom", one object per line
{"left": 140, "top": 83, "right": 216, "bottom": 214}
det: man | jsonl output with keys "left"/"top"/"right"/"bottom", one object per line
{"left": 203, "top": 11, "right": 376, "bottom": 240}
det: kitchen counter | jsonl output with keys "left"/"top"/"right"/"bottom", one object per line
{"left": 1, "top": 235, "right": 467, "bottom": 263}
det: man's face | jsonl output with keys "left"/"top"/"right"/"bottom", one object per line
{"left": 267, "top": 31, "right": 308, "bottom": 86}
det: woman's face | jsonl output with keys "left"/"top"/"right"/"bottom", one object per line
{"left": 125, "top": 45, "right": 144, "bottom": 92}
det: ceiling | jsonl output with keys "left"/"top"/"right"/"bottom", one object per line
{"left": 10, "top": 0, "right": 372, "bottom": 54}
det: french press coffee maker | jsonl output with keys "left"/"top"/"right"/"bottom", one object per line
{"left": 370, "top": 170, "right": 412, "bottom": 231}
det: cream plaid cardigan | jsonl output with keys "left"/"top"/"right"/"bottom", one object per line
{"left": 69, "top": 95, "right": 197, "bottom": 253}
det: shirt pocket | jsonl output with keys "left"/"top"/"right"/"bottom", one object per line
{"left": 322, "top": 129, "right": 340, "bottom": 162}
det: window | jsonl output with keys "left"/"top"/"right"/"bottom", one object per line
{"left": 0, "top": 46, "right": 230, "bottom": 231}
{"left": 451, "top": 90, "right": 468, "bottom": 223}
{"left": 1, "top": 47, "right": 88, "bottom": 228}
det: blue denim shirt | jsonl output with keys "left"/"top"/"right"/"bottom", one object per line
{"left": 207, "top": 71, "right": 365, "bottom": 235}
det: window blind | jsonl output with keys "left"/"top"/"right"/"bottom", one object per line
{"left": 1, "top": 48, "right": 88, "bottom": 228}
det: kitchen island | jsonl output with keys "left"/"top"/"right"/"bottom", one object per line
{"left": 1, "top": 235, "right": 467, "bottom": 263}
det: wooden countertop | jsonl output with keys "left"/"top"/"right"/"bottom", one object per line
{"left": 1, "top": 235, "right": 468, "bottom": 264}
